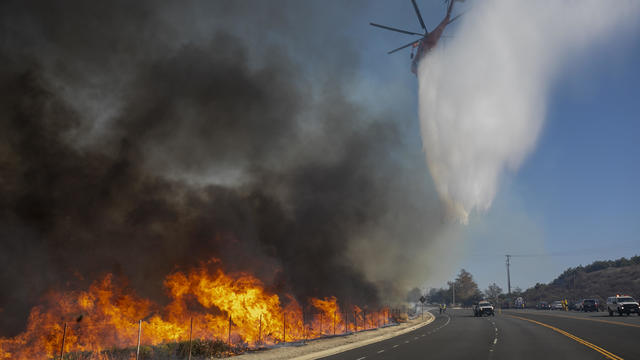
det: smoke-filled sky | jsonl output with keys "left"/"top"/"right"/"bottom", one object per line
{"left": 366, "top": 0, "right": 640, "bottom": 291}
{"left": 0, "top": 0, "right": 639, "bottom": 334}
{"left": 0, "top": 0, "right": 449, "bottom": 335}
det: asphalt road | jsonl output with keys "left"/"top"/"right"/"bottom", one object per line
{"left": 320, "top": 308, "right": 640, "bottom": 360}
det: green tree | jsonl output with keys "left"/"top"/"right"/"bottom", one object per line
{"left": 452, "top": 269, "right": 483, "bottom": 306}
{"left": 427, "top": 287, "right": 448, "bottom": 304}
{"left": 485, "top": 283, "right": 502, "bottom": 303}
{"left": 512, "top": 286, "right": 523, "bottom": 296}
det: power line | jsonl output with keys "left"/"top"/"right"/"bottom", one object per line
{"left": 468, "top": 247, "right": 640, "bottom": 261}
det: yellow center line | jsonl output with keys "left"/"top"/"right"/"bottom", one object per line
{"left": 505, "top": 311, "right": 640, "bottom": 329}
{"left": 509, "top": 315, "right": 624, "bottom": 360}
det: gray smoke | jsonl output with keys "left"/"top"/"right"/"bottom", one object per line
{"left": 0, "top": 0, "right": 447, "bottom": 335}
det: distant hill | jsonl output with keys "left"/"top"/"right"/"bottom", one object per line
{"left": 520, "top": 256, "right": 640, "bottom": 305}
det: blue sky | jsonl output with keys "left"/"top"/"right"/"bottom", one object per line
{"left": 350, "top": 0, "right": 640, "bottom": 292}
{"left": 478, "top": 30, "right": 640, "bottom": 289}
{"left": 455, "top": 6, "right": 640, "bottom": 291}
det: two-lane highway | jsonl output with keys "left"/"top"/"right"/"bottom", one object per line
{"left": 320, "top": 308, "right": 639, "bottom": 359}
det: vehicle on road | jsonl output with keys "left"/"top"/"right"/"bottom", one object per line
{"left": 570, "top": 300, "right": 582, "bottom": 311}
{"left": 607, "top": 295, "right": 640, "bottom": 316}
{"left": 581, "top": 299, "right": 599, "bottom": 312}
{"left": 473, "top": 301, "right": 495, "bottom": 317}
{"left": 551, "top": 300, "right": 564, "bottom": 310}
{"left": 536, "top": 301, "right": 551, "bottom": 310}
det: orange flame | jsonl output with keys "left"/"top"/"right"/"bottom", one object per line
{"left": 0, "top": 260, "right": 391, "bottom": 359}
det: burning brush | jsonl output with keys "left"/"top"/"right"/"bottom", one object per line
{"left": 0, "top": 259, "right": 392, "bottom": 359}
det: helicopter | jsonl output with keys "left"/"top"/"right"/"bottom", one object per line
{"left": 370, "top": 0, "right": 465, "bottom": 75}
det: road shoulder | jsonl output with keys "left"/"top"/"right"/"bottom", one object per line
{"left": 232, "top": 312, "right": 435, "bottom": 360}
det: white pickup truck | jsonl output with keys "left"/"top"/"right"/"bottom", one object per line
{"left": 473, "top": 301, "right": 495, "bottom": 317}
{"left": 607, "top": 295, "right": 640, "bottom": 316}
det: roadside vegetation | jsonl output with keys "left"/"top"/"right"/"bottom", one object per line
{"left": 520, "top": 256, "right": 640, "bottom": 306}
{"left": 61, "top": 339, "right": 242, "bottom": 360}
{"left": 423, "top": 269, "right": 484, "bottom": 306}
{"left": 412, "top": 256, "right": 640, "bottom": 308}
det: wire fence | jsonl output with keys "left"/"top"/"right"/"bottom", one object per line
{"left": 50, "top": 307, "right": 407, "bottom": 360}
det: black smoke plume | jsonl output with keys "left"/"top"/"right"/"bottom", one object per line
{"left": 0, "top": 0, "right": 446, "bottom": 335}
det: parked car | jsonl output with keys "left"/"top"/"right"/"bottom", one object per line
{"left": 607, "top": 295, "right": 640, "bottom": 316}
{"left": 581, "top": 299, "right": 599, "bottom": 312}
{"left": 551, "top": 300, "right": 564, "bottom": 310}
{"left": 537, "top": 301, "right": 551, "bottom": 310}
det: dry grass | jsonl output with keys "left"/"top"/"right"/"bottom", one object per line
{"left": 61, "top": 339, "right": 243, "bottom": 360}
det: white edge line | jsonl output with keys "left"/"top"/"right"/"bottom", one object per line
{"left": 290, "top": 312, "right": 436, "bottom": 360}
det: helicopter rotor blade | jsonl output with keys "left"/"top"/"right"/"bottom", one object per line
{"left": 370, "top": 23, "right": 424, "bottom": 36}
{"left": 387, "top": 39, "right": 421, "bottom": 54}
{"left": 411, "top": 0, "right": 428, "bottom": 32}
{"left": 447, "top": 12, "right": 464, "bottom": 25}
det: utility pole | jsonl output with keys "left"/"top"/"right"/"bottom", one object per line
{"left": 451, "top": 282, "right": 455, "bottom": 306}
{"left": 505, "top": 255, "right": 511, "bottom": 295}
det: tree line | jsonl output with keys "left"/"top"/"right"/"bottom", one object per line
{"left": 552, "top": 255, "right": 640, "bottom": 286}
{"left": 406, "top": 255, "right": 640, "bottom": 308}
{"left": 406, "top": 269, "right": 505, "bottom": 306}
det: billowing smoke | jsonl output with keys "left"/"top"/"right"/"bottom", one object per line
{"left": 418, "top": 0, "right": 640, "bottom": 223}
{"left": 0, "top": 0, "right": 447, "bottom": 335}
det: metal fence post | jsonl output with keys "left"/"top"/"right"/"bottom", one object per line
{"left": 188, "top": 317, "right": 193, "bottom": 360}
{"left": 259, "top": 314, "right": 262, "bottom": 345}
{"left": 136, "top": 320, "right": 142, "bottom": 360}
{"left": 59, "top": 322, "right": 67, "bottom": 360}
{"left": 343, "top": 311, "right": 346, "bottom": 333}
{"left": 354, "top": 311, "right": 357, "bottom": 332}
{"left": 333, "top": 312, "right": 336, "bottom": 335}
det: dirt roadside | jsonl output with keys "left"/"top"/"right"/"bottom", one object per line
{"left": 230, "top": 310, "right": 435, "bottom": 360}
